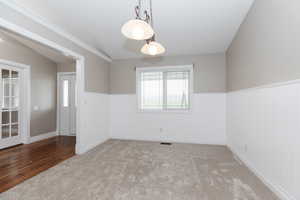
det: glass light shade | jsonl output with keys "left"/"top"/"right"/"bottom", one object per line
{"left": 141, "top": 41, "right": 166, "bottom": 56}
{"left": 122, "top": 19, "right": 154, "bottom": 40}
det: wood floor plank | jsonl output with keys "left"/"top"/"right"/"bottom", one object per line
{"left": 0, "top": 136, "right": 75, "bottom": 193}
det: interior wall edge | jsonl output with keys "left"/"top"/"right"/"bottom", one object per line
{"left": 77, "top": 92, "right": 110, "bottom": 154}
{"left": 226, "top": 79, "right": 300, "bottom": 199}
{"left": 228, "top": 145, "right": 297, "bottom": 200}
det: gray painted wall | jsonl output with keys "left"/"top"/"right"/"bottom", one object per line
{"left": 227, "top": 0, "right": 300, "bottom": 91}
{"left": 0, "top": 32, "right": 57, "bottom": 137}
{"left": 109, "top": 54, "right": 226, "bottom": 94}
{"left": 57, "top": 62, "right": 76, "bottom": 72}
{"left": 0, "top": 4, "right": 110, "bottom": 94}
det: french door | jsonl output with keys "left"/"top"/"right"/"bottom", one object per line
{"left": 0, "top": 66, "right": 21, "bottom": 149}
{"left": 58, "top": 73, "right": 76, "bottom": 136}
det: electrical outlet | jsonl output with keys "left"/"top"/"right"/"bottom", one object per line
{"left": 159, "top": 128, "right": 163, "bottom": 133}
{"left": 244, "top": 144, "right": 248, "bottom": 153}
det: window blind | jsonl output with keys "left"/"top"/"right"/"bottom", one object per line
{"left": 140, "top": 71, "right": 163, "bottom": 110}
{"left": 165, "top": 71, "right": 190, "bottom": 109}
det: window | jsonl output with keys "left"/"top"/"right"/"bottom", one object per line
{"left": 63, "top": 80, "right": 69, "bottom": 107}
{"left": 137, "top": 65, "right": 193, "bottom": 111}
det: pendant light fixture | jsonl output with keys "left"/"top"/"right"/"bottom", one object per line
{"left": 121, "top": 0, "right": 165, "bottom": 56}
{"left": 121, "top": 0, "right": 154, "bottom": 40}
{"left": 140, "top": 0, "right": 165, "bottom": 56}
{"left": 141, "top": 36, "right": 165, "bottom": 56}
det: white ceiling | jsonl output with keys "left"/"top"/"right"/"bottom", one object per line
{"left": 1, "top": 30, "right": 74, "bottom": 63}
{"left": 14, "top": 0, "right": 254, "bottom": 60}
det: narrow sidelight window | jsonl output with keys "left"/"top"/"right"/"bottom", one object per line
{"left": 63, "top": 80, "right": 69, "bottom": 107}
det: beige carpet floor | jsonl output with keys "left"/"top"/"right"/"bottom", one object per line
{"left": 0, "top": 140, "right": 278, "bottom": 200}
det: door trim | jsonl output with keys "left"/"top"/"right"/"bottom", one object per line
{"left": 0, "top": 17, "right": 85, "bottom": 154}
{"left": 0, "top": 59, "right": 31, "bottom": 146}
{"left": 57, "top": 72, "right": 76, "bottom": 136}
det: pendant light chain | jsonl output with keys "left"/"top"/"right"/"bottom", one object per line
{"left": 121, "top": 0, "right": 165, "bottom": 55}
{"left": 138, "top": 0, "right": 141, "bottom": 17}
{"left": 135, "top": 0, "right": 141, "bottom": 19}
{"left": 149, "top": 0, "right": 155, "bottom": 42}
{"left": 150, "top": 0, "right": 154, "bottom": 27}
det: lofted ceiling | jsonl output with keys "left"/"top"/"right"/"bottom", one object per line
{"left": 12, "top": 0, "right": 254, "bottom": 60}
{"left": 0, "top": 30, "right": 74, "bottom": 64}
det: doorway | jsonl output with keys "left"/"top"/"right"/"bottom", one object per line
{"left": 0, "top": 17, "right": 85, "bottom": 154}
{"left": 57, "top": 73, "right": 76, "bottom": 136}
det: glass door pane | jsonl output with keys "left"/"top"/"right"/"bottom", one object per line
{"left": 12, "top": 71, "right": 19, "bottom": 78}
{"left": 3, "top": 79, "right": 9, "bottom": 97}
{"left": 1, "top": 69, "right": 20, "bottom": 139}
{"left": 1, "top": 126, "right": 9, "bottom": 139}
{"left": 11, "top": 97, "right": 19, "bottom": 109}
{"left": 2, "top": 69, "right": 10, "bottom": 112}
{"left": 11, "top": 79, "right": 19, "bottom": 97}
{"left": 2, "top": 111, "right": 9, "bottom": 125}
{"left": 2, "top": 69, "right": 9, "bottom": 78}
{"left": 11, "top": 111, "right": 18, "bottom": 123}
{"left": 11, "top": 124, "right": 18, "bottom": 137}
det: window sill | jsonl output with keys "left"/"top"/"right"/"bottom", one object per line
{"left": 137, "top": 109, "right": 192, "bottom": 114}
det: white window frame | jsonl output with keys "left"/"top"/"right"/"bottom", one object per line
{"left": 136, "top": 65, "right": 194, "bottom": 113}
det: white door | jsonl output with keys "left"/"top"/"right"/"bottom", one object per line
{"left": 58, "top": 73, "right": 76, "bottom": 136}
{"left": 0, "top": 66, "right": 21, "bottom": 149}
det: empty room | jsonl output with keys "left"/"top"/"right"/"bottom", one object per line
{"left": 0, "top": 0, "right": 298, "bottom": 200}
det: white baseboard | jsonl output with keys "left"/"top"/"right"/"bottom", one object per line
{"left": 111, "top": 136, "right": 226, "bottom": 146}
{"left": 228, "top": 146, "right": 296, "bottom": 200}
{"left": 30, "top": 131, "right": 58, "bottom": 143}
{"left": 76, "top": 138, "right": 109, "bottom": 155}
{"left": 59, "top": 133, "right": 75, "bottom": 136}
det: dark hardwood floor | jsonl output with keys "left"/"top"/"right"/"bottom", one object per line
{"left": 0, "top": 136, "right": 76, "bottom": 193}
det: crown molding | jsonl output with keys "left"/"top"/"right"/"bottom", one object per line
{"left": 0, "top": 0, "right": 112, "bottom": 62}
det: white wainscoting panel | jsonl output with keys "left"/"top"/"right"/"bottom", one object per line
{"left": 227, "top": 81, "right": 300, "bottom": 200}
{"left": 78, "top": 92, "right": 110, "bottom": 154}
{"left": 110, "top": 93, "right": 226, "bottom": 145}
